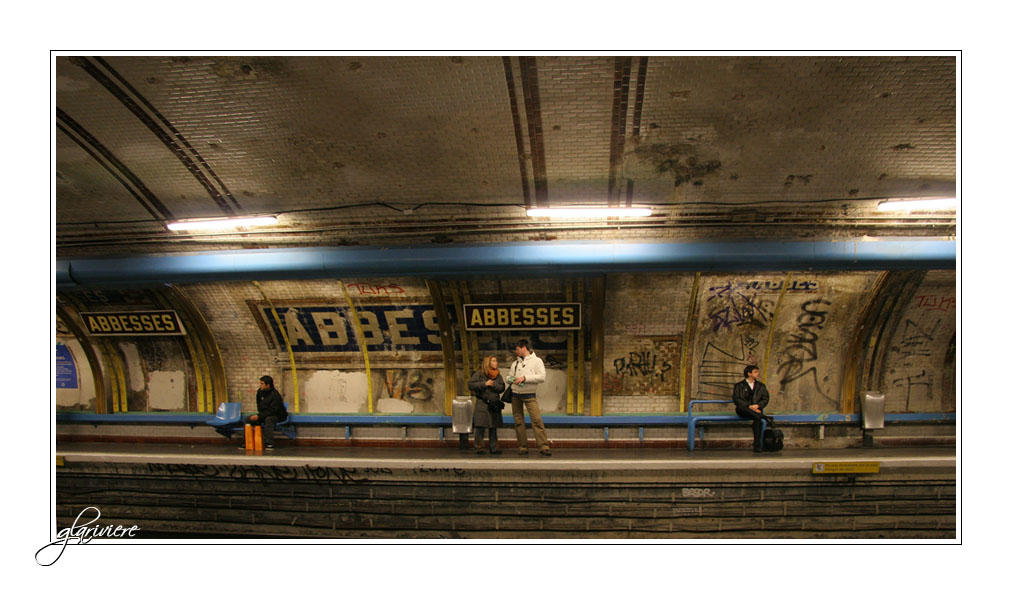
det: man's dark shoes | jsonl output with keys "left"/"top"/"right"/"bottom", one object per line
{"left": 489, "top": 449, "right": 502, "bottom": 455}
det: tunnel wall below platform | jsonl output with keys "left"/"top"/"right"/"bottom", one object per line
{"left": 56, "top": 458, "right": 956, "bottom": 539}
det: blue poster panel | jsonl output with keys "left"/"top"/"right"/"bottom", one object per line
{"left": 55, "top": 343, "right": 78, "bottom": 389}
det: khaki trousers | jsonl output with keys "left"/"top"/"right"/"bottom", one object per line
{"left": 512, "top": 396, "right": 549, "bottom": 451}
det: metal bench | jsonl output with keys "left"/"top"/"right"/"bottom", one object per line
{"left": 56, "top": 410, "right": 955, "bottom": 446}
{"left": 686, "top": 399, "right": 766, "bottom": 451}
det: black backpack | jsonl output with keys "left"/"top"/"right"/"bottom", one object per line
{"left": 762, "top": 427, "right": 784, "bottom": 452}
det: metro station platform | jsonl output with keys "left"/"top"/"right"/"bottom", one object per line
{"left": 56, "top": 441, "right": 956, "bottom": 473}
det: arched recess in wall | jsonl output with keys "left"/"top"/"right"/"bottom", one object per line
{"left": 56, "top": 301, "right": 106, "bottom": 413}
{"left": 425, "top": 280, "right": 457, "bottom": 415}
{"left": 839, "top": 270, "right": 926, "bottom": 414}
{"left": 942, "top": 332, "right": 956, "bottom": 412}
{"left": 54, "top": 288, "right": 228, "bottom": 413}
{"left": 57, "top": 293, "right": 131, "bottom": 412}
{"left": 159, "top": 286, "right": 229, "bottom": 411}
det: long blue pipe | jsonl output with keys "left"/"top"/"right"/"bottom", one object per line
{"left": 55, "top": 240, "right": 955, "bottom": 288}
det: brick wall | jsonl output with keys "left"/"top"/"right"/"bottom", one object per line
{"left": 56, "top": 460, "right": 956, "bottom": 539}
{"left": 58, "top": 269, "right": 955, "bottom": 416}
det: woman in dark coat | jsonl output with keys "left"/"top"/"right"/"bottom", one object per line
{"left": 467, "top": 355, "right": 506, "bottom": 454}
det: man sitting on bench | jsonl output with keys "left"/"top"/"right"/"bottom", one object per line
{"left": 733, "top": 365, "right": 774, "bottom": 453}
{"left": 247, "top": 375, "right": 287, "bottom": 449}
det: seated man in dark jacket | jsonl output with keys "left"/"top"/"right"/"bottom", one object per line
{"left": 732, "top": 365, "right": 774, "bottom": 453}
{"left": 246, "top": 375, "right": 287, "bottom": 449}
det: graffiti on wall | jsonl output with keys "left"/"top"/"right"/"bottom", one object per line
{"left": 144, "top": 462, "right": 472, "bottom": 485}
{"left": 613, "top": 351, "right": 674, "bottom": 383}
{"left": 895, "top": 318, "right": 941, "bottom": 358}
{"left": 740, "top": 280, "right": 818, "bottom": 292}
{"left": 382, "top": 369, "right": 435, "bottom": 402}
{"left": 704, "top": 280, "right": 819, "bottom": 334}
{"left": 882, "top": 278, "right": 956, "bottom": 411}
{"left": 776, "top": 299, "right": 834, "bottom": 405}
{"left": 345, "top": 283, "right": 406, "bottom": 296}
{"left": 697, "top": 338, "right": 751, "bottom": 399}
{"left": 891, "top": 369, "right": 933, "bottom": 409}
{"left": 889, "top": 317, "right": 942, "bottom": 409}
{"left": 914, "top": 295, "right": 956, "bottom": 313}
{"left": 605, "top": 339, "right": 679, "bottom": 396}
{"left": 705, "top": 283, "right": 775, "bottom": 333}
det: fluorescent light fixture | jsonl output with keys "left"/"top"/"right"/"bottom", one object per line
{"left": 166, "top": 215, "right": 279, "bottom": 231}
{"left": 876, "top": 198, "right": 957, "bottom": 212}
{"left": 526, "top": 207, "right": 652, "bottom": 218}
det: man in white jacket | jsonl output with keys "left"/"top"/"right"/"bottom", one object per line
{"left": 507, "top": 339, "right": 551, "bottom": 456}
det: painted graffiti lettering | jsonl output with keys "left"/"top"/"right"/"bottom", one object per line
{"left": 706, "top": 283, "right": 775, "bottom": 332}
{"left": 897, "top": 318, "right": 941, "bottom": 358}
{"left": 681, "top": 487, "right": 717, "bottom": 498}
{"left": 335, "top": 467, "right": 364, "bottom": 484}
{"left": 740, "top": 280, "right": 818, "bottom": 292}
{"left": 777, "top": 299, "right": 833, "bottom": 403}
{"left": 613, "top": 351, "right": 674, "bottom": 382}
{"left": 698, "top": 338, "right": 751, "bottom": 399}
{"left": 384, "top": 369, "right": 435, "bottom": 401}
{"left": 892, "top": 369, "right": 932, "bottom": 410}
{"left": 414, "top": 467, "right": 467, "bottom": 476}
{"left": 346, "top": 283, "right": 406, "bottom": 296}
{"left": 915, "top": 295, "right": 956, "bottom": 313}
{"left": 145, "top": 462, "right": 374, "bottom": 484}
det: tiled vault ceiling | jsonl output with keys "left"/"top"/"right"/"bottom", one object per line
{"left": 54, "top": 55, "right": 957, "bottom": 257}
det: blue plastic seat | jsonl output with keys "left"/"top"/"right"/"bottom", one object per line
{"left": 207, "top": 401, "right": 296, "bottom": 440}
{"left": 208, "top": 402, "right": 243, "bottom": 438}
{"left": 207, "top": 402, "right": 242, "bottom": 428}
{"left": 275, "top": 403, "right": 296, "bottom": 439}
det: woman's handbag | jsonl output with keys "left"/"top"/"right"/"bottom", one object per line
{"left": 501, "top": 386, "right": 513, "bottom": 403}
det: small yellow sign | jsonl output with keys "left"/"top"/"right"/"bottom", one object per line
{"left": 55, "top": 456, "right": 64, "bottom": 467}
{"left": 812, "top": 461, "right": 880, "bottom": 474}
{"left": 464, "top": 303, "right": 581, "bottom": 331}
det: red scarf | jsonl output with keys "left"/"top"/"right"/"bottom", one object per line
{"left": 486, "top": 368, "right": 499, "bottom": 379}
